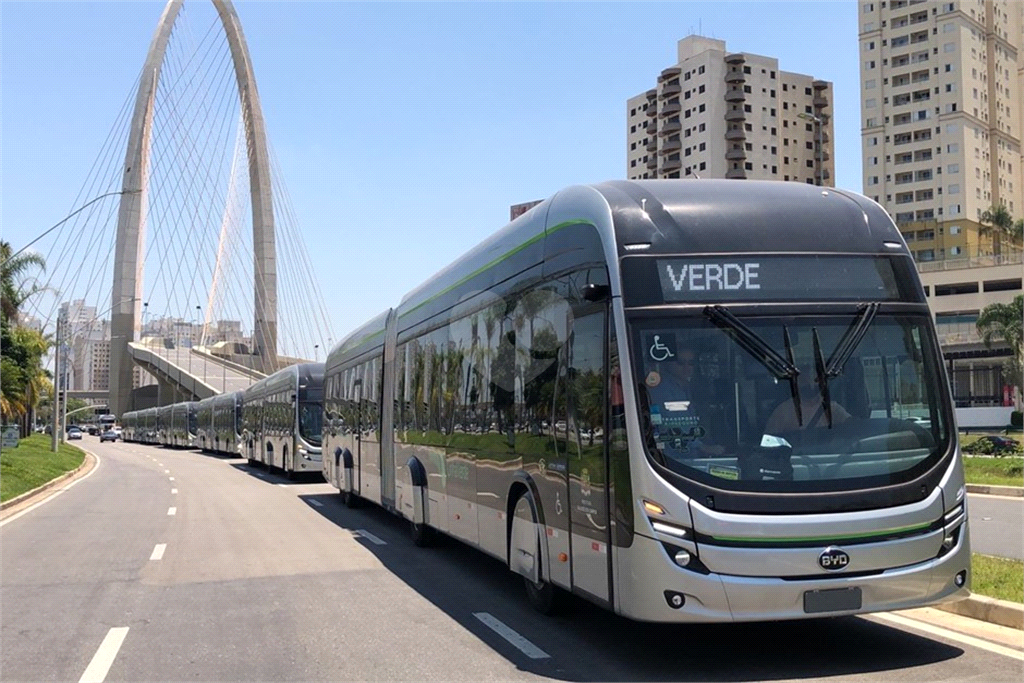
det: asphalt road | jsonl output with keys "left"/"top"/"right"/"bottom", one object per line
{"left": 967, "top": 493, "right": 1024, "bottom": 560}
{"left": 1, "top": 438, "right": 1021, "bottom": 682}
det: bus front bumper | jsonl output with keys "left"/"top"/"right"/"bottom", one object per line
{"left": 615, "top": 528, "right": 971, "bottom": 623}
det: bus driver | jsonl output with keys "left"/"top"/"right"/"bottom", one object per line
{"left": 644, "top": 340, "right": 725, "bottom": 460}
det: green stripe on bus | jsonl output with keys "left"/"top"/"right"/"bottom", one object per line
{"left": 711, "top": 520, "right": 933, "bottom": 544}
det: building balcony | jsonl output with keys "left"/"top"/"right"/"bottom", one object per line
{"left": 813, "top": 95, "right": 829, "bottom": 108}
{"left": 725, "top": 70, "right": 745, "bottom": 84}
{"left": 658, "top": 121, "right": 681, "bottom": 135}
{"left": 646, "top": 138, "right": 658, "bottom": 152}
{"left": 813, "top": 80, "right": 829, "bottom": 91}
{"left": 725, "top": 128, "right": 745, "bottom": 141}
{"left": 725, "top": 53, "right": 746, "bottom": 65}
{"left": 647, "top": 121, "right": 658, "bottom": 135}
{"left": 726, "top": 148, "right": 747, "bottom": 161}
{"left": 662, "top": 158, "right": 682, "bottom": 172}
{"left": 661, "top": 138, "right": 681, "bottom": 152}
{"left": 659, "top": 83, "right": 681, "bottom": 98}
{"left": 646, "top": 105, "right": 658, "bottom": 117}
{"left": 660, "top": 67, "right": 681, "bottom": 80}
{"left": 660, "top": 102, "right": 681, "bottom": 116}
{"left": 725, "top": 109, "right": 746, "bottom": 121}
{"left": 725, "top": 168, "right": 746, "bottom": 179}
{"left": 646, "top": 156, "right": 658, "bottom": 169}
{"left": 646, "top": 88, "right": 657, "bottom": 101}
{"left": 725, "top": 88, "right": 746, "bottom": 102}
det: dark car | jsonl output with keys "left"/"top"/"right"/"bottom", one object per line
{"left": 100, "top": 429, "right": 119, "bottom": 443}
{"left": 976, "top": 435, "right": 1021, "bottom": 455}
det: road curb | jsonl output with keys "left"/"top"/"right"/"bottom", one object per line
{"left": 936, "top": 594, "right": 1024, "bottom": 630}
{"left": 0, "top": 449, "right": 96, "bottom": 514}
{"left": 965, "top": 483, "right": 1024, "bottom": 497}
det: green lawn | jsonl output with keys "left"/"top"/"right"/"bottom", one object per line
{"left": 0, "top": 434, "right": 85, "bottom": 503}
{"left": 962, "top": 456, "right": 1024, "bottom": 487}
{"left": 972, "top": 554, "right": 1024, "bottom": 604}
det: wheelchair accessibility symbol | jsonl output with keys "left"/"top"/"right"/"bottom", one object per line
{"left": 649, "top": 335, "right": 675, "bottom": 362}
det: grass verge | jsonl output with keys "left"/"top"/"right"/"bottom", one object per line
{"left": 972, "top": 554, "right": 1024, "bottom": 604}
{"left": 963, "top": 456, "right": 1024, "bottom": 487}
{"left": 0, "top": 434, "right": 85, "bottom": 503}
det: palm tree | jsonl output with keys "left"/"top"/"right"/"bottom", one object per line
{"left": 1, "top": 240, "right": 46, "bottom": 324}
{"left": 979, "top": 203, "right": 1014, "bottom": 258}
{"left": 976, "top": 294, "right": 1023, "bottom": 406}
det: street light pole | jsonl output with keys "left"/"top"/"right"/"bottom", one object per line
{"left": 196, "top": 305, "right": 206, "bottom": 389}
{"left": 51, "top": 315, "right": 63, "bottom": 452}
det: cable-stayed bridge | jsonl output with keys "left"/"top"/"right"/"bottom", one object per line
{"left": 15, "top": 0, "right": 331, "bottom": 418}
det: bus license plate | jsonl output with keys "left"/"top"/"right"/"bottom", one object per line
{"left": 803, "top": 587, "right": 862, "bottom": 613}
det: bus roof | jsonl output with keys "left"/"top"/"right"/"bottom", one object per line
{"left": 594, "top": 179, "right": 903, "bottom": 258}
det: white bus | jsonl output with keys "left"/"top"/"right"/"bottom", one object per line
{"left": 241, "top": 363, "right": 324, "bottom": 477}
{"left": 323, "top": 180, "right": 970, "bottom": 623}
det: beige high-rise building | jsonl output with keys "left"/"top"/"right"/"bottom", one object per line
{"left": 859, "top": 0, "right": 1024, "bottom": 413}
{"left": 627, "top": 36, "right": 835, "bottom": 184}
{"left": 859, "top": 0, "right": 1023, "bottom": 258}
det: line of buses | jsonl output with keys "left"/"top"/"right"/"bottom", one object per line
{"left": 119, "top": 180, "right": 972, "bottom": 625}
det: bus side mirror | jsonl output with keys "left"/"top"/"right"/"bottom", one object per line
{"left": 581, "top": 283, "right": 611, "bottom": 302}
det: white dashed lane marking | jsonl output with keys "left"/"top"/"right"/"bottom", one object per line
{"left": 353, "top": 529, "right": 386, "bottom": 545}
{"left": 473, "top": 612, "right": 549, "bottom": 659}
{"left": 79, "top": 627, "right": 129, "bottom": 682}
{"left": 167, "top": 507, "right": 177, "bottom": 516}
{"left": 171, "top": 488, "right": 177, "bottom": 494}
{"left": 308, "top": 499, "right": 323, "bottom": 507}
{"left": 150, "top": 544, "right": 166, "bottom": 560}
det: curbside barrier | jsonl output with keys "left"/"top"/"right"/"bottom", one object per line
{"left": 936, "top": 593, "right": 1024, "bottom": 630}
{"left": 965, "top": 483, "right": 1024, "bottom": 498}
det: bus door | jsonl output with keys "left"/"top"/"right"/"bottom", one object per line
{"left": 564, "top": 309, "right": 612, "bottom": 604}
{"left": 380, "top": 311, "right": 398, "bottom": 509}
{"left": 359, "top": 359, "right": 382, "bottom": 504}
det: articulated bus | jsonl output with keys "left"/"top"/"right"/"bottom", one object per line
{"left": 159, "top": 401, "right": 197, "bottom": 448}
{"left": 322, "top": 179, "right": 969, "bottom": 623}
{"left": 241, "top": 363, "right": 324, "bottom": 476}
{"left": 197, "top": 390, "right": 244, "bottom": 456}
{"left": 123, "top": 407, "right": 159, "bottom": 444}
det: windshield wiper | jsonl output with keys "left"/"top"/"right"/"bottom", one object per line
{"left": 825, "top": 302, "right": 880, "bottom": 378}
{"left": 705, "top": 305, "right": 806, "bottom": 428}
{"left": 705, "top": 306, "right": 799, "bottom": 380}
{"left": 812, "top": 327, "right": 833, "bottom": 428}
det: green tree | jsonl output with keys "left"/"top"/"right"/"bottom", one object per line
{"left": 979, "top": 203, "right": 1015, "bottom": 257}
{"left": 1, "top": 240, "right": 50, "bottom": 434}
{"left": 976, "top": 294, "right": 1023, "bottom": 402}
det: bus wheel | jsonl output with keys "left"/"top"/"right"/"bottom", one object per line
{"left": 342, "top": 489, "right": 360, "bottom": 509}
{"left": 524, "top": 575, "right": 560, "bottom": 615}
{"left": 411, "top": 518, "right": 434, "bottom": 547}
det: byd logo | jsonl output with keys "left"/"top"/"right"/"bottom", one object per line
{"left": 818, "top": 547, "right": 851, "bottom": 571}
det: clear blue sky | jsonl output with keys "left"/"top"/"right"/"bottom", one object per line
{"left": 1, "top": 1, "right": 863, "bottom": 347}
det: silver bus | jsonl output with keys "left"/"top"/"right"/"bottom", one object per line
{"left": 241, "top": 363, "right": 324, "bottom": 476}
{"left": 197, "top": 391, "right": 243, "bottom": 456}
{"left": 323, "top": 180, "right": 969, "bottom": 623}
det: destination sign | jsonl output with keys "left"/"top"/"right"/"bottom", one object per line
{"left": 653, "top": 256, "right": 905, "bottom": 303}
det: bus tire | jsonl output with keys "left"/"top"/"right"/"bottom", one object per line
{"left": 411, "top": 518, "right": 434, "bottom": 547}
{"left": 511, "top": 491, "right": 561, "bottom": 615}
{"left": 342, "top": 489, "right": 360, "bottom": 509}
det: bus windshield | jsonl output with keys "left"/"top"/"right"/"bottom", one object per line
{"left": 299, "top": 402, "right": 322, "bottom": 445}
{"left": 631, "top": 310, "right": 951, "bottom": 492}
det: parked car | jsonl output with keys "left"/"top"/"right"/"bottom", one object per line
{"left": 100, "top": 429, "right": 118, "bottom": 443}
{"left": 66, "top": 427, "right": 83, "bottom": 441}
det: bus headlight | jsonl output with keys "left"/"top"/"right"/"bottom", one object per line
{"left": 651, "top": 519, "right": 691, "bottom": 539}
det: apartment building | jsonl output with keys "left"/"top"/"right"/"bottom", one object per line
{"left": 859, "top": 0, "right": 1023, "bottom": 256}
{"left": 627, "top": 35, "right": 835, "bottom": 184}
{"left": 859, "top": 0, "right": 1023, "bottom": 412}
